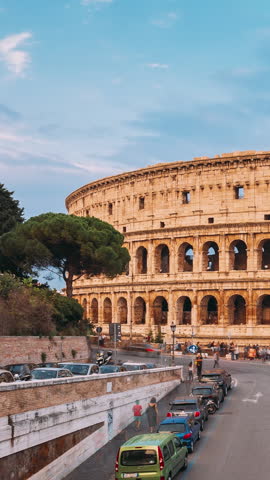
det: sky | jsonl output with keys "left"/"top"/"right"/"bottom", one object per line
{"left": 1, "top": 0, "right": 270, "bottom": 221}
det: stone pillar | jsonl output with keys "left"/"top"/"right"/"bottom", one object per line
{"left": 148, "top": 240, "right": 154, "bottom": 275}
{"left": 145, "top": 291, "right": 152, "bottom": 328}
{"left": 168, "top": 290, "right": 174, "bottom": 325}
{"left": 193, "top": 235, "right": 200, "bottom": 272}
{"left": 98, "top": 294, "right": 103, "bottom": 324}
{"left": 219, "top": 235, "right": 227, "bottom": 272}
{"left": 218, "top": 290, "right": 225, "bottom": 325}
{"left": 247, "top": 233, "right": 256, "bottom": 272}
{"left": 127, "top": 291, "right": 132, "bottom": 325}
{"left": 170, "top": 239, "right": 177, "bottom": 275}
{"left": 191, "top": 294, "right": 199, "bottom": 326}
{"left": 111, "top": 292, "right": 116, "bottom": 323}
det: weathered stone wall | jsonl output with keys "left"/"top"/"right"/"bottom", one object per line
{"left": 66, "top": 151, "right": 270, "bottom": 343}
{"left": 0, "top": 367, "right": 182, "bottom": 480}
{"left": 0, "top": 336, "right": 91, "bottom": 366}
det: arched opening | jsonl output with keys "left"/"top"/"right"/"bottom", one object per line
{"left": 155, "top": 244, "right": 170, "bottom": 273}
{"left": 134, "top": 297, "right": 146, "bottom": 324}
{"left": 200, "top": 296, "right": 218, "bottom": 324}
{"left": 178, "top": 243, "right": 193, "bottom": 272}
{"left": 153, "top": 296, "right": 168, "bottom": 325}
{"left": 103, "top": 297, "right": 112, "bottom": 324}
{"left": 259, "top": 239, "right": 270, "bottom": 270}
{"left": 257, "top": 295, "right": 270, "bottom": 325}
{"left": 202, "top": 242, "right": 219, "bottom": 271}
{"left": 82, "top": 298, "right": 87, "bottom": 320}
{"left": 229, "top": 240, "right": 247, "bottom": 270}
{"left": 228, "top": 295, "right": 246, "bottom": 325}
{"left": 136, "top": 247, "right": 148, "bottom": 274}
{"left": 176, "top": 296, "right": 192, "bottom": 324}
{"left": 117, "top": 297, "right": 128, "bottom": 324}
{"left": 90, "top": 298, "right": 98, "bottom": 323}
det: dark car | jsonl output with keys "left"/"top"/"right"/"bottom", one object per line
{"left": 166, "top": 397, "right": 208, "bottom": 431}
{"left": 191, "top": 382, "right": 224, "bottom": 407}
{"left": 37, "top": 362, "right": 59, "bottom": 368}
{"left": 31, "top": 368, "right": 73, "bottom": 380}
{"left": 158, "top": 415, "right": 201, "bottom": 453}
{"left": 0, "top": 369, "right": 15, "bottom": 383}
{"left": 5, "top": 363, "right": 37, "bottom": 376}
{"left": 200, "top": 369, "right": 232, "bottom": 396}
{"left": 58, "top": 363, "right": 100, "bottom": 375}
{"left": 99, "top": 365, "right": 126, "bottom": 374}
{"left": 124, "top": 343, "right": 161, "bottom": 357}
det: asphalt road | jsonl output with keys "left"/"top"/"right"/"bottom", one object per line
{"left": 65, "top": 355, "right": 270, "bottom": 480}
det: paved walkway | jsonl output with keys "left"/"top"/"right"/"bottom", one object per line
{"left": 65, "top": 380, "right": 192, "bottom": 480}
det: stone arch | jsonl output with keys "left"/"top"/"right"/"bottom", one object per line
{"left": 134, "top": 297, "right": 146, "bottom": 324}
{"left": 117, "top": 297, "right": 128, "bottom": 324}
{"left": 200, "top": 295, "right": 218, "bottom": 324}
{"left": 228, "top": 295, "right": 246, "bottom": 325}
{"left": 90, "top": 298, "right": 98, "bottom": 323}
{"left": 153, "top": 296, "right": 168, "bottom": 325}
{"left": 202, "top": 241, "right": 219, "bottom": 271}
{"left": 229, "top": 240, "right": 247, "bottom": 270}
{"left": 176, "top": 296, "right": 192, "bottom": 324}
{"left": 82, "top": 298, "right": 87, "bottom": 320}
{"left": 155, "top": 244, "right": 170, "bottom": 273}
{"left": 257, "top": 295, "right": 270, "bottom": 325}
{"left": 258, "top": 239, "right": 270, "bottom": 270}
{"left": 136, "top": 246, "right": 148, "bottom": 274}
{"left": 103, "top": 297, "right": 112, "bottom": 324}
{"left": 178, "top": 243, "right": 193, "bottom": 272}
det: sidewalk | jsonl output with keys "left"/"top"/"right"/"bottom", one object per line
{"left": 65, "top": 381, "right": 192, "bottom": 480}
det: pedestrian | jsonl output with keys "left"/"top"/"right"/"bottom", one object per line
{"left": 195, "top": 353, "right": 203, "bottom": 379}
{"left": 132, "top": 400, "right": 142, "bottom": 431}
{"left": 243, "top": 345, "right": 248, "bottom": 360}
{"left": 188, "top": 361, "right": 193, "bottom": 382}
{"left": 229, "top": 342, "right": 235, "bottom": 360}
{"left": 234, "top": 345, "right": 239, "bottom": 360}
{"left": 213, "top": 351, "right": 220, "bottom": 368}
{"left": 146, "top": 397, "right": 158, "bottom": 433}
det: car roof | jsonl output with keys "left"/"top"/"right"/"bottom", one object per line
{"left": 59, "top": 363, "right": 95, "bottom": 367}
{"left": 32, "top": 367, "right": 67, "bottom": 371}
{"left": 122, "top": 434, "right": 175, "bottom": 447}
{"left": 160, "top": 417, "right": 189, "bottom": 425}
{"left": 171, "top": 397, "right": 198, "bottom": 403}
{"left": 192, "top": 383, "right": 215, "bottom": 388}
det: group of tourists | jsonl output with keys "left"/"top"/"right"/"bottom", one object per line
{"left": 132, "top": 397, "right": 158, "bottom": 433}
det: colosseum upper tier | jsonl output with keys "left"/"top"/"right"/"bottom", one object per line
{"left": 66, "top": 150, "right": 270, "bottom": 344}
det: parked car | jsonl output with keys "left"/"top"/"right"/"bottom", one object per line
{"left": 158, "top": 415, "right": 201, "bottom": 453}
{"left": 200, "top": 369, "right": 232, "bottom": 396}
{"left": 37, "top": 362, "right": 59, "bottom": 368}
{"left": 191, "top": 382, "right": 224, "bottom": 407}
{"left": 5, "top": 363, "right": 37, "bottom": 376}
{"left": 145, "top": 363, "right": 158, "bottom": 369}
{"left": 167, "top": 397, "right": 208, "bottom": 431}
{"left": 99, "top": 365, "right": 126, "bottom": 374}
{"left": 0, "top": 369, "right": 15, "bottom": 383}
{"left": 124, "top": 343, "right": 161, "bottom": 356}
{"left": 31, "top": 368, "right": 73, "bottom": 380}
{"left": 115, "top": 433, "right": 188, "bottom": 480}
{"left": 122, "top": 362, "right": 148, "bottom": 371}
{"left": 58, "top": 363, "right": 100, "bottom": 375}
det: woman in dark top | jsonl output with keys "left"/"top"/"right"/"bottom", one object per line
{"left": 146, "top": 397, "right": 158, "bottom": 433}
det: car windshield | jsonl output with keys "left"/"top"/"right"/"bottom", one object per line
{"left": 121, "top": 449, "right": 157, "bottom": 466}
{"left": 159, "top": 423, "right": 186, "bottom": 433}
{"left": 171, "top": 403, "right": 197, "bottom": 411}
{"left": 192, "top": 388, "right": 212, "bottom": 395}
{"left": 32, "top": 370, "right": 57, "bottom": 379}
{"left": 65, "top": 365, "right": 89, "bottom": 375}
{"left": 11, "top": 365, "right": 24, "bottom": 374}
{"left": 100, "top": 366, "right": 117, "bottom": 373}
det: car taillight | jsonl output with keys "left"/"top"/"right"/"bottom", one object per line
{"left": 183, "top": 432, "right": 192, "bottom": 439}
{"left": 158, "top": 446, "right": 164, "bottom": 470}
{"left": 115, "top": 448, "right": 120, "bottom": 472}
{"left": 146, "top": 348, "right": 155, "bottom": 352}
{"left": 194, "top": 411, "right": 200, "bottom": 417}
{"left": 167, "top": 412, "right": 173, "bottom": 417}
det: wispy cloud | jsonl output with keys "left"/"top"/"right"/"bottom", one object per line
{"left": 151, "top": 11, "right": 178, "bottom": 28}
{"left": 81, "top": 0, "right": 113, "bottom": 5}
{"left": 0, "top": 32, "right": 32, "bottom": 76}
{"left": 147, "top": 63, "right": 169, "bottom": 69}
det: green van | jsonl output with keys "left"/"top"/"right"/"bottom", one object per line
{"left": 115, "top": 433, "right": 188, "bottom": 480}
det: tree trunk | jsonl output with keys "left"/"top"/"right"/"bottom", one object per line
{"left": 65, "top": 273, "right": 73, "bottom": 298}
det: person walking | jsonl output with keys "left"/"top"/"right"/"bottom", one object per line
{"left": 188, "top": 361, "right": 193, "bottom": 382}
{"left": 213, "top": 351, "right": 220, "bottom": 368}
{"left": 234, "top": 345, "right": 239, "bottom": 360}
{"left": 146, "top": 397, "right": 158, "bottom": 433}
{"left": 195, "top": 353, "right": 203, "bottom": 379}
{"left": 132, "top": 400, "right": 142, "bottom": 431}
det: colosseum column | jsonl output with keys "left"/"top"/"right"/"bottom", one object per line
{"left": 247, "top": 233, "right": 256, "bottom": 272}
{"left": 98, "top": 293, "right": 103, "bottom": 325}
{"left": 193, "top": 235, "right": 200, "bottom": 272}
{"left": 147, "top": 240, "right": 154, "bottom": 276}
{"left": 170, "top": 239, "right": 177, "bottom": 275}
{"left": 168, "top": 290, "right": 174, "bottom": 325}
{"left": 111, "top": 292, "right": 116, "bottom": 323}
{"left": 191, "top": 294, "right": 199, "bottom": 326}
{"left": 218, "top": 289, "right": 225, "bottom": 325}
{"left": 145, "top": 291, "right": 152, "bottom": 328}
{"left": 219, "top": 236, "right": 227, "bottom": 272}
{"left": 246, "top": 289, "right": 256, "bottom": 326}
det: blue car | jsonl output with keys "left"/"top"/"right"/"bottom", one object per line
{"left": 157, "top": 416, "right": 201, "bottom": 453}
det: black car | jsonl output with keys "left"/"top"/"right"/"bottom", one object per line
{"left": 167, "top": 397, "right": 208, "bottom": 431}
{"left": 191, "top": 382, "right": 224, "bottom": 407}
{"left": 200, "top": 369, "right": 232, "bottom": 396}
{"left": 5, "top": 363, "right": 37, "bottom": 376}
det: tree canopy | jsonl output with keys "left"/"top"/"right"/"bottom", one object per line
{"left": 0, "top": 212, "right": 130, "bottom": 297}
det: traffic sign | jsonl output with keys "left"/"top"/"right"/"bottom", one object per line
{"left": 96, "top": 327, "right": 102, "bottom": 334}
{"left": 187, "top": 344, "right": 198, "bottom": 354}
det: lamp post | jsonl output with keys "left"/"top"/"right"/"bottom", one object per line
{"left": 170, "top": 322, "right": 176, "bottom": 366}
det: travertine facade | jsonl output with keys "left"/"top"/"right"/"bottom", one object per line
{"left": 66, "top": 151, "right": 270, "bottom": 343}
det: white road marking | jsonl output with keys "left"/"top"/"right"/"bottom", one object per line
{"left": 242, "top": 392, "right": 263, "bottom": 403}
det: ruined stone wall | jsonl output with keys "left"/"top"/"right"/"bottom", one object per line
{"left": 66, "top": 151, "right": 270, "bottom": 343}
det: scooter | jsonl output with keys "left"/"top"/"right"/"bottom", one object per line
{"left": 204, "top": 398, "right": 218, "bottom": 414}
{"left": 96, "top": 350, "right": 113, "bottom": 366}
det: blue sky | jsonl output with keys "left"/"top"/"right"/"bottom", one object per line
{"left": 1, "top": 0, "right": 270, "bottom": 221}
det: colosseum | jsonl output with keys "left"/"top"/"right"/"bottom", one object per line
{"left": 66, "top": 150, "right": 270, "bottom": 345}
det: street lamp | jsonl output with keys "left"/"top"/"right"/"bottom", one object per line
{"left": 170, "top": 322, "right": 176, "bottom": 366}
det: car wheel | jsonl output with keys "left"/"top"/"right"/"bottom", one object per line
{"left": 200, "top": 420, "right": 204, "bottom": 431}
{"left": 189, "top": 441, "right": 194, "bottom": 453}
{"left": 197, "top": 430, "right": 201, "bottom": 441}
{"left": 182, "top": 455, "right": 188, "bottom": 471}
